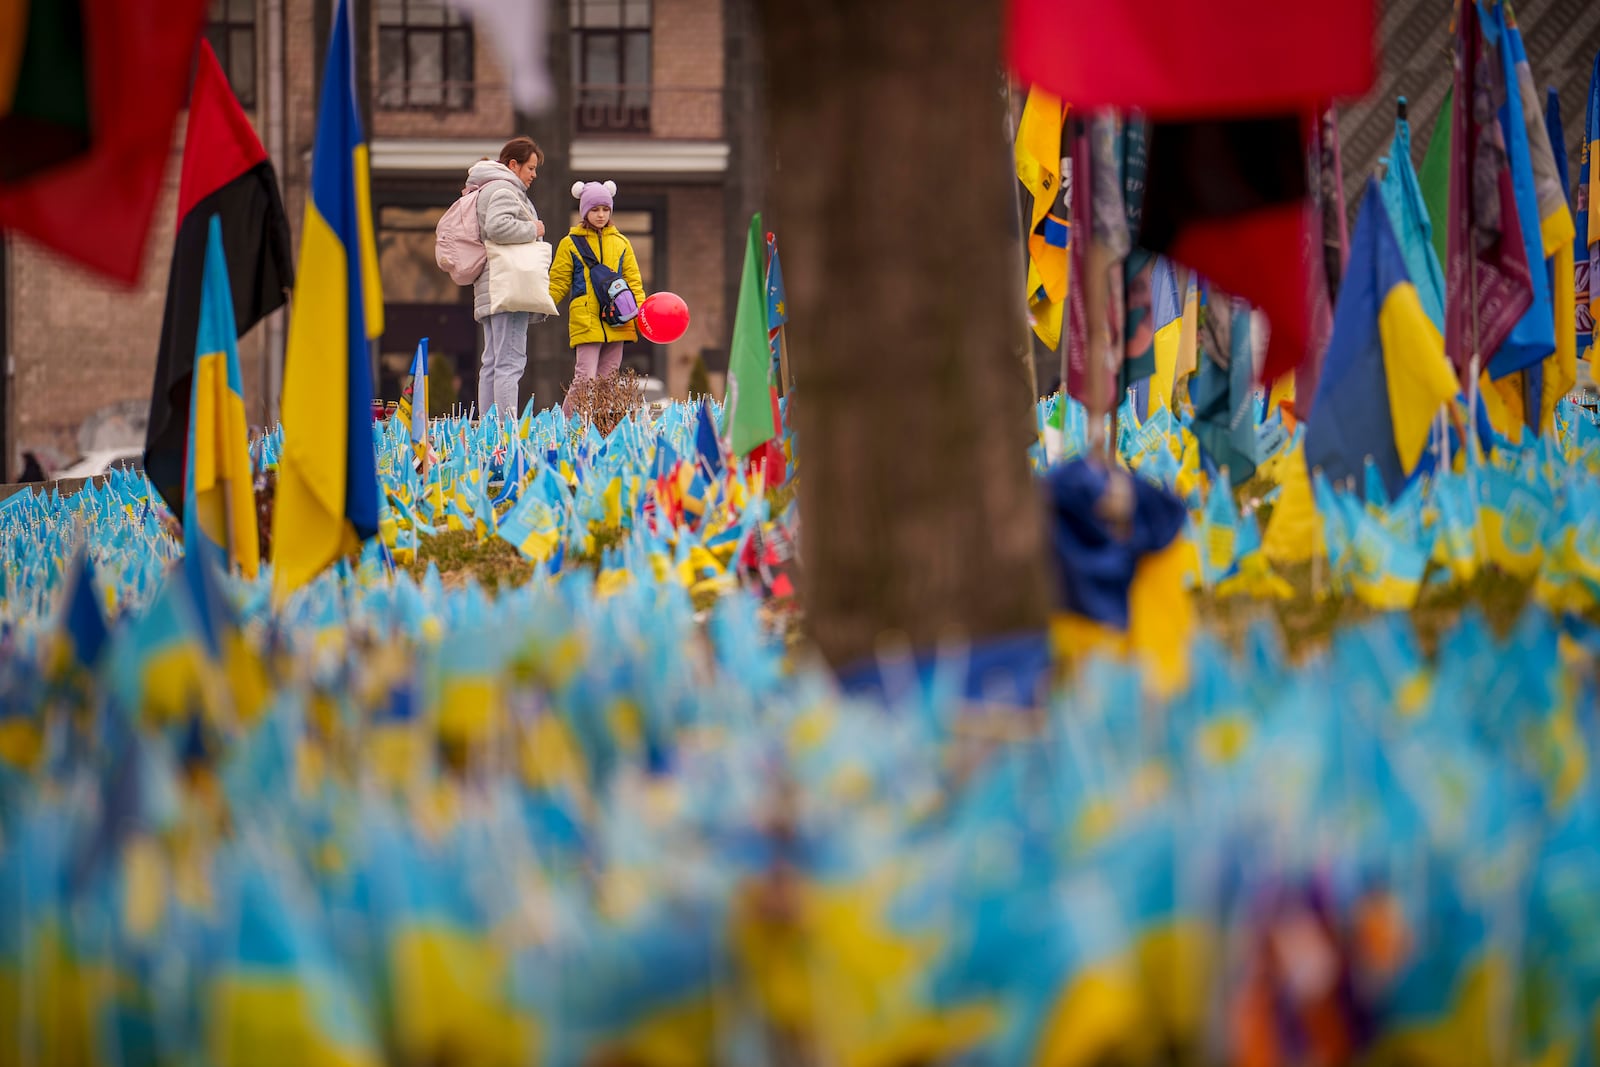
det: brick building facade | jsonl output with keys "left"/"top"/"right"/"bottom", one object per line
{"left": 1, "top": 0, "right": 761, "bottom": 479}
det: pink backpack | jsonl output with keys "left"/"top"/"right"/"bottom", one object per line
{"left": 434, "top": 184, "right": 489, "bottom": 285}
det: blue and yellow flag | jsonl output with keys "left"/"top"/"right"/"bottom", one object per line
{"left": 1306, "top": 180, "right": 1460, "bottom": 502}
{"left": 55, "top": 548, "right": 108, "bottom": 675}
{"left": 272, "top": 0, "right": 383, "bottom": 599}
{"left": 1015, "top": 87, "right": 1068, "bottom": 348}
{"left": 1378, "top": 106, "right": 1446, "bottom": 331}
{"left": 1147, "top": 258, "right": 1184, "bottom": 414}
{"left": 184, "top": 214, "right": 261, "bottom": 580}
{"left": 408, "top": 336, "right": 429, "bottom": 450}
{"left": 1484, "top": 0, "right": 1556, "bottom": 382}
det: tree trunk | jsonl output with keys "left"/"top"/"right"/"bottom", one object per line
{"left": 760, "top": 0, "right": 1051, "bottom": 668}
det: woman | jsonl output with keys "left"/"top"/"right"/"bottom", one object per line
{"left": 467, "top": 136, "right": 546, "bottom": 421}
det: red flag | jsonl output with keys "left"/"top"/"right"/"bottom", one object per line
{"left": 1444, "top": 0, "right": 1533, "bottom": 380}
{"left": 1007, "top": 0, "right": 1375, "bottom": 118}
{"left": 0, "top": 0, "right": 210, "bottom": 283}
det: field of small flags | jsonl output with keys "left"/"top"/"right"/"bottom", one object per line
{"left": 2, "top": 389, "right": 1600, "bottom": 1067}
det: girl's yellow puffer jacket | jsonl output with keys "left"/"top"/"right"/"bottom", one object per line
{"left": 548, "top": 223, "right": 648, "bottom": 346}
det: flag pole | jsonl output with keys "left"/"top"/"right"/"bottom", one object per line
{"left": 1466, "top": 234, "right": 1482, "bottom": 458}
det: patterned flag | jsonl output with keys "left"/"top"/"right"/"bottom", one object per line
{"left": 1445, "top": 0, "right": 1533, "bottom": 382}
{"left": 766, "top": 232, "right": 788, "bottom": 391}
{"left": 1119, "top": 116, "right": 1156, "bottom": 395}
{"left": 1578, "top": 49, "right": 1599, "bottom": 360}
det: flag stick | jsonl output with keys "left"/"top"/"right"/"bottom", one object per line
{"left": 1465, "top": 176, "right": 1482, "bottom": 458}
{"left": 776, "top": 327, "right": 792, "bottom": 398}
{"left": 1085, "top": 242, "right": 1113, "bottom": 459}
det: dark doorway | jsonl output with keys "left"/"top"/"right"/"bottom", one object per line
{"left": 375, "top": 190, "right": 477, "bottom": 416}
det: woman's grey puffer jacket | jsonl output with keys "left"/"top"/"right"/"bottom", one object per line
{"left": 466, "top": 159, "right": 542, "bottom": 323}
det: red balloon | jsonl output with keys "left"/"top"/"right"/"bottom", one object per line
{"left": 637, "top": 291, "right": 691, "bottom": 344}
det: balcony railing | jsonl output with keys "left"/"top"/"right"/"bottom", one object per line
{"left": 575, "top": 84, "right": 723, "bottom": 139}
{"left": 370, "top": 82, "right": 725, "bottom": 140}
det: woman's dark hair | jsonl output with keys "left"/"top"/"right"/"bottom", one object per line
{"left": 499, "top": 136, "right": 543, "bottom": 168}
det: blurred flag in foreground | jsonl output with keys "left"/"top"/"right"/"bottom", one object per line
{"left": 1005, "top": 0, "right": 1375, "bottom": 116}
{"left": 0, "top": 0, "right": 210, "bottom": 281}
{"left": 1140, "top": 115, "right": 1311, "bottom": 390}
{"left": 273, "top": 0, "right": 385, "bottom": 599}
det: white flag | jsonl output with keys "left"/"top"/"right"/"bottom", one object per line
{"left": 444, "top": 0, "right": 553, "bottom": 113}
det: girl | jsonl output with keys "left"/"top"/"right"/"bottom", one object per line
{"left": 548, "top": 180, "right": 647, "bottom": 416}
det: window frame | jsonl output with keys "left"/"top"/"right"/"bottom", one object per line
{"left": 203, "top": 0, "right": 258, "bottom": 110}
{"left": 376, "top": 0, "right": 476, "bottom": 113}
{"left": 572, "top": 0, "right": 653, "bottom": 135}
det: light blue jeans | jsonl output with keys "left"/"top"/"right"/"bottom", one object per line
{"left": 477, "top": 311, "right": 529, "bottom": 421}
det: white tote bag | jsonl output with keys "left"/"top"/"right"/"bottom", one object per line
{"left": 484, "top": 198, "right": 559, "bottom": 317}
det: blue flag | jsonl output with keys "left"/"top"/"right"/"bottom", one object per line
{"left": 1485, "top": 1, "right": 1556, "bottom": 380}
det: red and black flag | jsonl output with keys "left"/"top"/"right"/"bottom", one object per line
{"left": 144, "top": 39, "right": 293, "bottom": 519}
{"left": 1138, "top": 115, "right": 1313, "bottom": 388}
{"left": 1006, "top": 0, "right": 1377, "bottom": 387}
{"left": 0, "top": 0, "right": 210, "bottom": 282}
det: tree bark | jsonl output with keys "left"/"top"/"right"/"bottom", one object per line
{"left": 760, "top": 0, "right": 1051, "bottom": 668}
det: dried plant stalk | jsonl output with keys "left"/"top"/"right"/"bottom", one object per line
{"left": 565, "top": 371, "right": 645, "bottom": 437}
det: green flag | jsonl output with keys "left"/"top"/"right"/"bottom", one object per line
{"left": 1418, "top": 86, "right": 1452, "bottom": 271}
{"left": 726, "top": 213, "right": 777, "bottom": 456}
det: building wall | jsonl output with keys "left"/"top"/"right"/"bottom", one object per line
{"left": 1335, "top": 0, "right": 1598, "bottom": 236}
{"left": 652, "top": 0, "right": 724, "bottom": 139}
{"left": 370, "top": 32, "right": 515, "bottom": 141}
{"left": 664, "top": 183, "right": 725, "bottom": 398}
{"left": 5, "top": 0, "right": 740, "bottom": 472}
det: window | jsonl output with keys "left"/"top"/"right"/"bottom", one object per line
{"left": 377, "top": 0, "right": 474, "bottom": 111}
{"left": 572, "top": 0, "right": 651, "bottom": 134}
{"left": 204, "top": 0, "right": 257, "bottom": 109}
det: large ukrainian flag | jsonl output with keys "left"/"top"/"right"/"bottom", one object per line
{"left": 1305, "top": 179, "right": 1459, "bottom": 502}
{"left": 185, "top": 214, "right": 261, "bottom": 579}
{"left": 272, "top": 0, "right": 383, "bottom": 599}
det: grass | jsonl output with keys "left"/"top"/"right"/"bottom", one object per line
{"left": 403, "top": 465, "right": 1587, "bottom": 663}
{"left": 413, "top": 526, "right": 1558, "bottom": 660}
{"left": 406, "top": 529, "right": 535, "bottom": 591}
{"left": 1195, "top": 563, "right": 1575, "bottom": 661}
